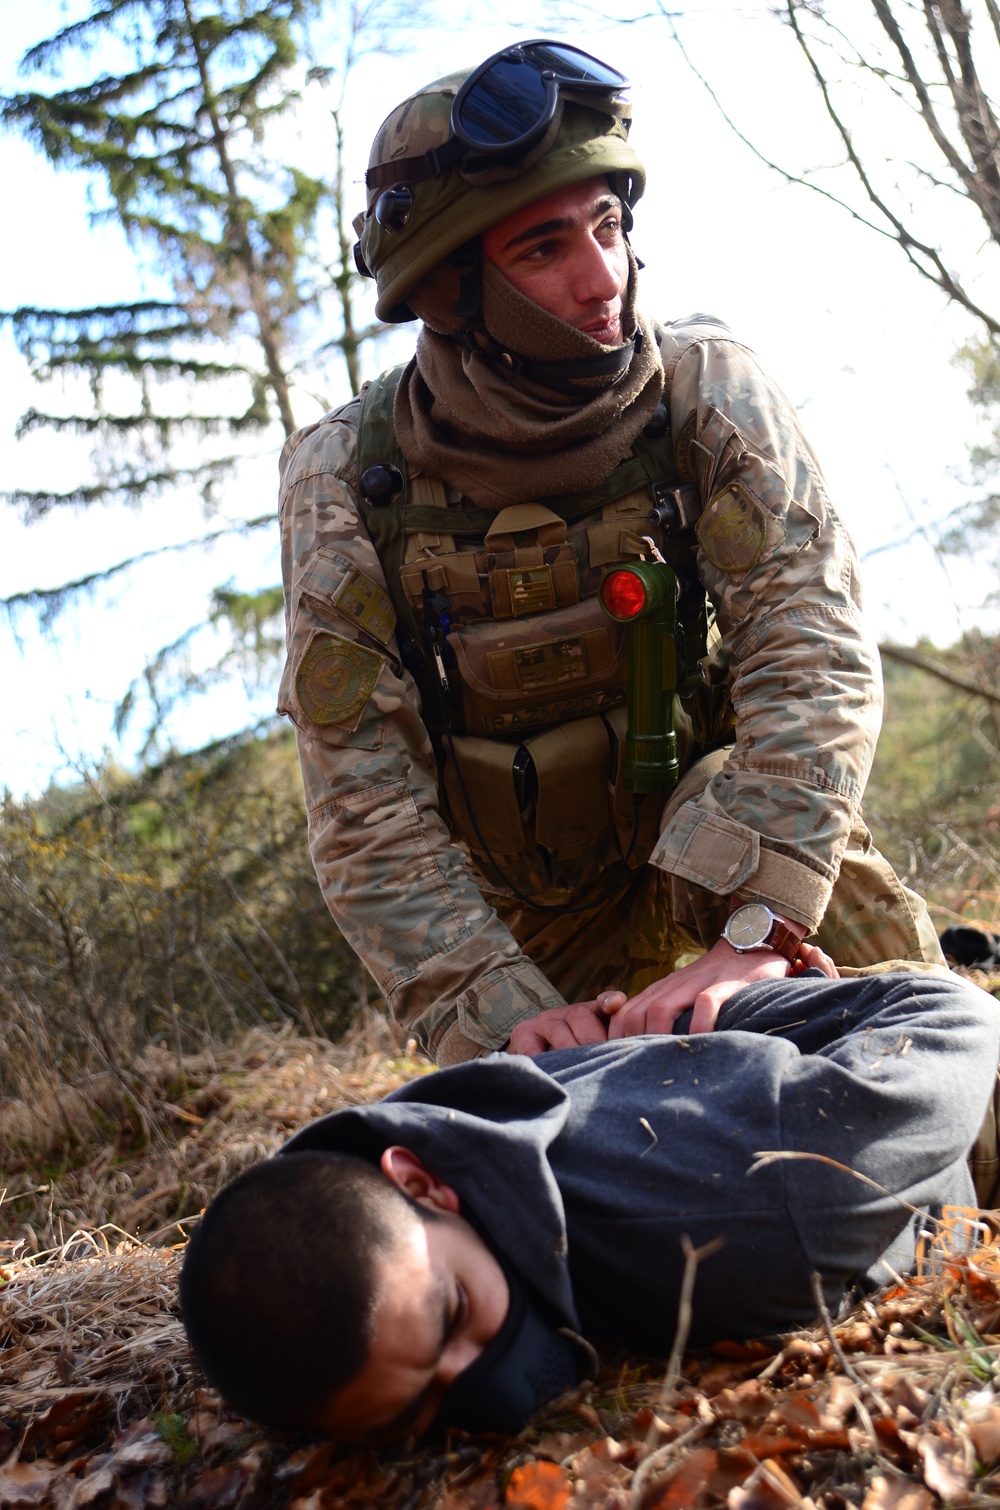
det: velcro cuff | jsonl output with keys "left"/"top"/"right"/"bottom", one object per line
{"left": 749, "top": 846, "right": 832, "bottom": 931}
{"left": 454, "top": 963, "right": 566, "bottom": 1054}
{"left": 651, "top": 803, "right": 831, "bottom": 930}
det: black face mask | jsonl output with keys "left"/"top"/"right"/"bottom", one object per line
{"left": 425, "top": 1256, "right": 585, "bottom": 1439}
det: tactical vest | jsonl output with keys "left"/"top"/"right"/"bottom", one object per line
{"left": 356, "top": 365, "right": 734, "bottom": 905}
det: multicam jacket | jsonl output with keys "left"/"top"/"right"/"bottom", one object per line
{"left": 277, "top": 317, "right": 882, "bottom": 1058}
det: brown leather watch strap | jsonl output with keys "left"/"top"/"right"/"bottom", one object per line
{"left": 762, "top": 916, "right": 803, "bottom": 964}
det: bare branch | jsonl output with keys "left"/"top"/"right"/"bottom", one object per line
{"left": 785, "top": 1, "right": 1000, "bottom": 334}
{"left": 878, "top": 642, "right": 1000, "bottom": 706}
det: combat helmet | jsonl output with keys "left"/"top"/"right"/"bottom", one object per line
{"left": 355, "top": 40, "right": 645, "bottom": 323}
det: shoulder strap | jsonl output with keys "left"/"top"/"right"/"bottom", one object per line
{"left": 356, "top": 362, "right": 410, "bottom": 507}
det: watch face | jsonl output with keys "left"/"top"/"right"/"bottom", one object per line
{"left": 727, "top": 902, "right": 772, "bottom": 950}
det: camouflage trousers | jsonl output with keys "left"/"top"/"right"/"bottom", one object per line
{"left": 499, "top": 751, "right": 1000, "bottom": 1207}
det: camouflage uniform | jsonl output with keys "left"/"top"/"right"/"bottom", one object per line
{"left": 278, "top": 316, "right": 942, "bottom": 1065}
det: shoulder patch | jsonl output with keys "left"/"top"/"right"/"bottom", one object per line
{"left": 295, "top": 630, "right": 383, "bottom": 729}
{"left": 332, "top": 567, "right": 396, "bottom": 647}
{"left": 697, "top": 484, "right": 766, "bottom": 574}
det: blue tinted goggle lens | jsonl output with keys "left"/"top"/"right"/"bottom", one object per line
{"left": 452, "top": 41, "right": 627, "bottom": 153}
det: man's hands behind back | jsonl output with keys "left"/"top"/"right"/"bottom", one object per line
{"left": 505, "top": 939, "right": 838, "bottom": 1057}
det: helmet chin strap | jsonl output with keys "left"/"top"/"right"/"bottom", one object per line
{"left": 463, "top": 327, "right": 643, "bottom": 394}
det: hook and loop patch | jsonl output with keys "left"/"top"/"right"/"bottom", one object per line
{"left": 697, "top": 483, "right": 767, "bottom": 574}
{"left": 295, "top": 630, "right": 383, "bottom": 729}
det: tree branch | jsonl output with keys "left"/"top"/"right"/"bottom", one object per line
{"left": 879, "top": 642, "right": 1000, "bottom": 706}
{"left": 785, "top": 1, "right": 1000, "bottom": 334}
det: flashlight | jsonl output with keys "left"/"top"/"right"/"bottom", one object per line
{"left": 599, "top": 552, "right": 680, "bottom": 794}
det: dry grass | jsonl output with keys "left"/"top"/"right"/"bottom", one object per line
{"left": 4, "top": 1014, "right": 1000, "bottom": 1506}
{"left": 1, "top": 1008, "right": 430, "bottom": 1255}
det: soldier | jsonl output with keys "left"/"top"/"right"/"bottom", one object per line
{"left": 278, "top": 40, "right": 945, "bottom": 1066}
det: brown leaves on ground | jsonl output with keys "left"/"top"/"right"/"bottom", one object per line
{"left": 5, "top": 1238, "right": 1000, "bottom": 1507}
{"left": 5, "top": 1026, "right": 1000, "bottom": 1507}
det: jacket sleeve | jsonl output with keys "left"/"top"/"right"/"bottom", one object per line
{"left": 277, "top": 401, "right": 565, "bottom": 1061}
{"left": 649, "top": 320, "right": 883, "bottom": 931}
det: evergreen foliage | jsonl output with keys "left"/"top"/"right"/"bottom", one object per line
{"left": 0, "top": 0, "right": 392, "bottom": 747}
{"left": 1, "top": 0, "right": 328, "bottom": 496}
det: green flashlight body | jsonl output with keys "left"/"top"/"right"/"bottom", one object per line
{"left": 599, "top": 561, "right": 681, "bottom": 795}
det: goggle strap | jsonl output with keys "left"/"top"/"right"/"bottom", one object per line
{"left": 366, "top": 136, "right": 465, "bottom": 195}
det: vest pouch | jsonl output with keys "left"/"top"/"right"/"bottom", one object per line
{"left": 442, "top": 736, "right": 530, "bottom": 861}
{"left": 399, "top": 546, "right": 492, "bottom": 620}
{"left": 448, "top": 596, "right": 627, "bottom": 740}
{"left": 442, "top": 721, "right": 625, "bottom": 902}
{"left": 524, "top": 719, "right": 611, "bottom": 860}
{"left": 484, "top": 503, "right": 580, "bottom": 619}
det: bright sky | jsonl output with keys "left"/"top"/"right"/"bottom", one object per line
{"left": 2, "top": 1, "right": 998, "bottom": 798}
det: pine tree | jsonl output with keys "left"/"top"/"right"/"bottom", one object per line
{"left": 1, "top": 0, "right": 338, "bottom": 513}
{"left": 0, "top": 0, "right": 389, "bottom": 743}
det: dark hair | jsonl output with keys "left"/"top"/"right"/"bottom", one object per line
{"left": 179, "top": 1150, "right": 420, "bottom": 1429}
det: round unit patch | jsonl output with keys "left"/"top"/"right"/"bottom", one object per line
{"left": 697, "top": 483, "right": 767, "bottom": 574}
{"left": 295, "top": 630, "right": 383, "bottom": 728}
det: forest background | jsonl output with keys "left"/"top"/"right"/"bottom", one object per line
{"left": 1, "top": 0, "right": 1000, "bottom": 1195}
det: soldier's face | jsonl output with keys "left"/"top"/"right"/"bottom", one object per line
{"left": 482, "top": 176, "right": 629, "bottom": 345}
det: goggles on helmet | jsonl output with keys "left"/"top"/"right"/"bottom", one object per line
{"left": 451, "top": 41, "right": 628, "bottom": 158}
{"left": 363, "top": 39, "right": 629, "bottom": 228}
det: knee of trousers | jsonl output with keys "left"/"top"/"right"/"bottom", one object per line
{"left": 816, "top": 819, "right": 945, "bottom": 967}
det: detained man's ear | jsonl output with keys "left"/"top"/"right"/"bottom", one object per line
{"left": 380, "top": 1145, "right": 461, "bottom": 1215}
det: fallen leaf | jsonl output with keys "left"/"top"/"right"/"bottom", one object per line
{"left": 273, "top": 1441, "right": 338, "bottom": 1487}
{"left": 562, "top": 1441, "right": 631, "bottom": 1503}
{"left": 187, "top": 1412, "right": 254, "bottom": 1458}
{"left": 74, "top": 1466, "right": 116, "bottom": 1506}
{"left": 0, "top": 1459, "right": 64, "bottom": 1508}
{"left": 727, "top": 1457, "right": 809, "bottom": 1509}
{"left": 965, "top": 1400, "right": 1000, "bottom": 1465}
{"left": 110, "top": 1467, "right": 171, "bottom": 1509}
{"left": 108, "top": 1420, "right": 172, "bottom": 1469}
{"left": 185, "top": 1450, "right": 266, "bottom": 1509}
{"left": 532, "top": 1431, "right": 596, "bottom": 1465}
{"left": 505, "top": 1460, "right": 571, "bottom": 1510}
{"left": 861, "top": 1474, "right": 934, "bottom": 1510}
{"left": 287, "top": 1494, "right": 325, "bottom": 1510}
{"left": 22, "top": 1391, "right": 114, "bottom": 1458}
{"left": 916, "top": 1431, "right": 970, "bottom": 1502}
{"left": 641, "top": 1445, "right": 719, "bottom": 1509}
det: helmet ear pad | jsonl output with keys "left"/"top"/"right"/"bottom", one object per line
{"left": 408, "top": 249, "right": 472, "bottom": 335}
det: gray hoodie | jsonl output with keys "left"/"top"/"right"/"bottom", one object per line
{"left": 284, "top": 971, "right": 998, "bottom": 1353}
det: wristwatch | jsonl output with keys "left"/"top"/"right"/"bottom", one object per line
{"left": 723, "top": 901, "right": 802, "bottom": 964}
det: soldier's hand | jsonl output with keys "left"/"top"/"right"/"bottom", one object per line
{"left": 602, "top": 938, "right": 794, "bottom": 1039}
{"left": 507, "top": 1003, "right": 610, "bottom": 1057}
{"left": 796, "top": 940, "right": 839, "bottom": 978}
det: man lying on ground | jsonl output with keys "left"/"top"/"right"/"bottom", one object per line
{"left": 179, "top": 960, "right": 999, "bottom": 1444}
